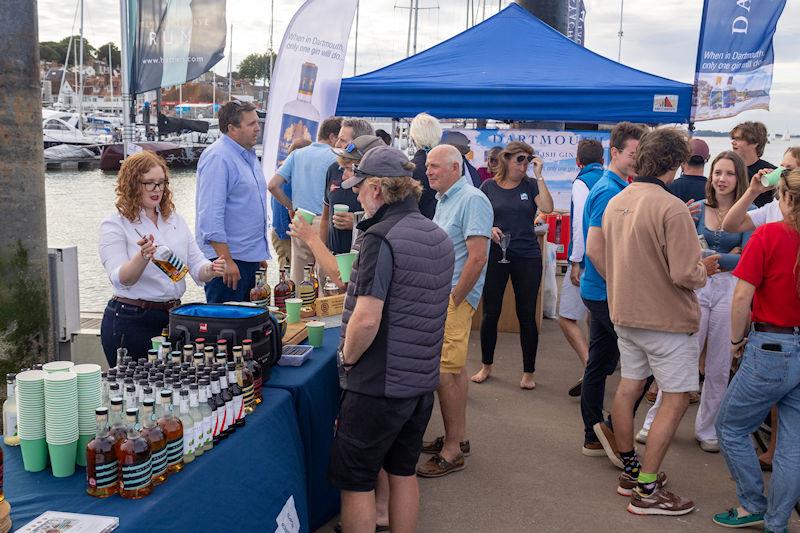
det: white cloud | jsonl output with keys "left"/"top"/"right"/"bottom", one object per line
{"left": 38, "top": 0, "right": 800, "bottom": 132}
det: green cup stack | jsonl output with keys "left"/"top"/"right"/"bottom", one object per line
{"left": 16, "top": 370, "right": 48, "bottom": 472}
{"left": 42, "top": 361, "right": 74, "bottom": 374}
{"left": 73, "top": 364, "right": 102, "bottom": 467}
{"left": 44, "top": 372, "right": 79, "bottom": 477}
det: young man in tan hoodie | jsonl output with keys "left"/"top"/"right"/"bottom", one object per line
{"left": 601, "top": 128, "right": 720, "bottom": 516}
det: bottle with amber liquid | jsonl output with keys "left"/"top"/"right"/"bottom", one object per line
{"left": 108, "top": 397, "right": 128, "bottom": 450}
{"left": 299, "top": 266, "right": 317, "bottom": 307}
{"left": 274, "top": 268, "right": 292, "bottom": 312}
{"left": 140, "top": 399, "right": 168, "bottom": 486}
{"left": 152, "top": 245, "right": 189, "bottom": 282}
{"left": 155, "top": 389, "right": 184, "bottom": 473}
{"left": 308, "top": 263, "right": 320, "bottom": 296}
{"left": 118, "top": 408, "right": 153, "bottom": 499}
{"left": 233, "top": 346, "right": 255, "bottom": 414}
{"left": 242, "top": 340, "right": 263, "bottom": 406}
{"left": 86, "top": 407, "right": 119, "bottom": 498}
{"left": 249, "top": 269, "right": 272, "bottom": 306}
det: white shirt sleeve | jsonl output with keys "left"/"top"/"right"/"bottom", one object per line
{"left": 747, "top": 199, "right": 782, "bottom": 227}
{"left": 569, "top": 179, "right": 590, "bottom": 263}
{"left": 98, "top": 215, "right": 132, "bottom": 290}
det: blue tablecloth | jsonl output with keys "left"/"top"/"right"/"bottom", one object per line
{"left": 267, "top": 327, "right": 341, "bottom": 531}
{"left": 5, "top": 388, "right": 309, "bottom": 533}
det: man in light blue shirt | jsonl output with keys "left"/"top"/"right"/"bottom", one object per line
{"left": 417, "top": 144, "right": 492, "bottom": 478}
{"left": 268, "top": 117, "right": 342, "bottom": 284}
{"left": 196, "top": 101, "right": 270, "bottom": 303}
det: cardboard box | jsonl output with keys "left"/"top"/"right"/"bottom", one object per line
{"left": 315, "top": 293, "right": 345, "bottom": 317}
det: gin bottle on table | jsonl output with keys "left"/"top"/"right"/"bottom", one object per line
{"left": 177, "top": 390, "right": 195, "bottom": 464}
{"left": 118, "top": 408, "right": 152, "bottom": 499}
{"left": 156, "top": 389, "right": 184, "bottom": 473}
{"left": 275, "top": 62, "right": 320, "bottom": 166}
{"left": 219, "top": 370, "right": 235, "bottom": 436}
{"left": 140, "top": 399, "right": 168, "bottom": 486}
{"left": 242, "top": 339, "right": 263, "bottom": 406}
{"left": 3, "top": 374, "right": 19, "bottom": 446}
{"left": 198, "top": 379, "right": 214, "bottom": 452}
{"left": 299, "top": 266, "right": 317, "bottom": 307}
{"left": 234, "top": 346, "right": 255, "bottom": 414}
{"left": 86, "top": 407, "right": 118, "bottom": 498}
{"left": 226, "top": 362, "right": 245, "bottom": 427}
{"left": 188, "top": 384, "right": 204, "bottom": 457}
{"left": 208, "top": 373, "right": 226, "bottom": 444}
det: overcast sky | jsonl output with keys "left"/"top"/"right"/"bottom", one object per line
{"left": 37, "top": 0, "right": 800, "bottom": 132}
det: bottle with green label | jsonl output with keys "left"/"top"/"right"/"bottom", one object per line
{"left": 178, "top": 390, "right": 195, "bottom": 464}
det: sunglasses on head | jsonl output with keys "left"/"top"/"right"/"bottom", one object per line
{"left": 344, "top": 142, "right": 365, "bottom": 159}
{"left": 503, "top": 153, "right": 534, "bottom": 164}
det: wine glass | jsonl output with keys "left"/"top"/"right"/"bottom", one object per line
{"left": 499, "top": 232, "right": 511, "bottom": 264}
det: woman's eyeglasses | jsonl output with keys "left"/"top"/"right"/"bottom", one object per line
{"left": 488, "top": 157, "right": 498, "bottom": 164}
{"left": 503, "top": 153, "right": 534, "bottom": 164}
{"left": 140, "top": 180, "right": 168, "bottom": 192}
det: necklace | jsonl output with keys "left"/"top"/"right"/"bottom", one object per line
{"left": 713, "top": 205, "right": 731, "bottom": 231}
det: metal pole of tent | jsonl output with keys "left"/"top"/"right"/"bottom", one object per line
{"left": 617, "top": 0, "right": 624, "bottom": 62}
{"left": 406, "top": 0, "right": 412, "bottom": 57}
{"left": 353, "top": 0, "right": 359, "bottom": 76}
{"left": 413, "top": 0, "right": 419, "bottom": 54}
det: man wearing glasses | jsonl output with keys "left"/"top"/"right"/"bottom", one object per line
{"left": 195, "top": 100, "right": 270, "bottom": 303}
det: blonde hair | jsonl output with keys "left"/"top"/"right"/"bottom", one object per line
{"left": 115, "top": 151, "right": 174, "bottom": 222}
{"left": 777, "top": 169, "right": 800, "bottom": 295}
{"left": 365, "top": 176, "right": 422, "bottom": 204}
{"left": 409, "top": 113, "right": 442, "bottom": 151}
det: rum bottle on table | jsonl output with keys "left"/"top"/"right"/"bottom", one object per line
{"left": 274, "top": 268, "right": 292, "bottom": 312}
{"left": 197, "top": 379, "right": 214, "bottom": 452}
{"left": 188, "top": 385, "right": 204, "bottom": 457}
{"left": 177, "top": 390, "right": 196, "bottom": 464}
{"left": 156, "top": 389, "right": 184, "bottom": 473}
{"left": 242, "top": 339, "right": 263, "bottom": 406}
{"left": 226, "top": 362, "right": 245, "bottom": 427}
{"left": 209, "top": 373, "right": 226, "bottom": 444}
{"left": 86, "top": 407, "right": 119, "bottom": 498}
{"left": 234, "top": 346, "right": 255, "bottom": 414}
{"left": 308, "top": 263, "right": 320, "bottom": 296}
{"left": 108, "top": 398, "right": 127, "bottom": 448}
{"left": 250, "top": 269, "right": 271, "bottom": 305}
{"left": 140, "top": 399, "right": 168, "bottom": 486}
{"left": 299, "top": 266, "right": 317, "bottom": 307}
{"left": 118, "top": 408, "right": 152, "bottom": 499}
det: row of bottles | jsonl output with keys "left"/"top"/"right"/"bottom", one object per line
{"left": 258, "top": 265, "right": 341, "bottom": 313}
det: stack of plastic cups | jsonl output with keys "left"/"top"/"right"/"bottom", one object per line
{"left": 44, "top": 372, "right": 79, "bottom": 477}
{"left": 16, "top": 370, "right": 48, "bottom": 472}
{"left": 42, "top": 361, "right": 75, "bottom": 374}
{"left": 73, "top": 364, "right": 102, "bottom": 467}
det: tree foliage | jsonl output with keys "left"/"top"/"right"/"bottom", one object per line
{"left": 237, "top": 51, "right": 277, "bottom": 84}
{"left": 95, "top": 42, "right": 121, "bottom": 68}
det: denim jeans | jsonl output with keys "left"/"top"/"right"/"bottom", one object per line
{"left": 203, "top": 259, "right": 260, "bottom": 304}
{"left": 716, "top": 328, "right": 800, "bottom": 531}
{"left": 100, "top": 299, "right": 169, "bottom": 368}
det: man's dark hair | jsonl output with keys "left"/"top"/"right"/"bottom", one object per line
{"left": 634, "top": 127, "right": 690, "bottom": 178}
{"left": 375, "top": 129, "right": 392, "bottom": 145}
{"left": 341, "top": 118, "right": 374, "bottom": 138}
{"left": 318, "top": 117, "right": 343, "bottom": 142}
{"left": 576, "top": 139, "right": 603, "bottom": 165}
{"left": 687, "top": 155, "right": 706, "bottom": 167}
{"left": 730, "top": 121, "right": 768, "bottom": 157}
{"left": 610, "top": 121, "right": 648, "bottom": 151}
{"left": 218, "top": 101, "right": 257, "bottom": 133}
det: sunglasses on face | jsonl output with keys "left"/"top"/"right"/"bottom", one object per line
{"left": 504, "top": 153, "right": 534, "bottom": 164}
{"left": 140, "top": 180, "right": 168, "bottom": 192}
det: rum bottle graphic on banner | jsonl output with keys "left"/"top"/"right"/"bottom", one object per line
{"left": 276, "top": 62, "right": 321, "bottom": 166}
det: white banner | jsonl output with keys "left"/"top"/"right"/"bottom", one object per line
{"left": 262, "top": 0, "right": 357, "bottom": 181}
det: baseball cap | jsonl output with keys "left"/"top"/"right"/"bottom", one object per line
{"left": 689, "top": 138, "right": 710, "bottom": 162}
{"left": 332, "top": 135, "right": 385, "bottom": 161}
{"left": 341, "top": 146, "right": 414, "bottom": 189}
{"left": 441, "top": 131, "right": 471, "bottom": 155}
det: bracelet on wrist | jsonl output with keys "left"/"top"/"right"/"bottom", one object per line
{"left": 731, "top": 337, "right": 745, "bottom": 345}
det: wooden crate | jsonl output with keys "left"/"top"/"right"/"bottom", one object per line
{"left": 315, "top": 293, "right": 345, "bottom": 317}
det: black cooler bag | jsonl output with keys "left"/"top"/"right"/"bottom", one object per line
{"left": 169, "top": 303, "right": 281, "bottom": 379}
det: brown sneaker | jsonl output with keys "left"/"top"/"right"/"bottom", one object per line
{"left": 592, "top": 422, "right": 624, "bottom": 469}
{"left": 617, "top": 471, "right": 667, "bottom": 497}
{"left": 416, "top": 453, "right": 465, "bottom": 478}
{"left": 645, "top": 391, "right": 658, "bottom": 403}
{"left": 627, "top": 487, "right": 695, "bottom": 516}
{"left": 420, "top": 436, "right": 471, "bottom": 456}
{"left": 582, "top": 441, "right": 606, "bottom": 457}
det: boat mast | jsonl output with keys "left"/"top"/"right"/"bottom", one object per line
{"left": 78, "top": 0, "right": 84, "bottom": 129}
{"left": 353, "top": 0, "right": 359, "bottom": 76}
{"left": 617, "top": 0, "right": 624, "bottom": 62}
{"left": 108, "top": 43, "right": 114, "bottom": 104}
{"left": 227, "top": 25, "right": 233, "bottom": 102}
{"left": 119, "top": 0, "right": 134, "bottom": 158}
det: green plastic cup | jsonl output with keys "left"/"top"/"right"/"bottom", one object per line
{"left": 336, "top": 252, "right": 357, "bottom": 283}
{"left": 76, "top": 434, "right": 94, "bottom": 467}
{"left": 285, "top": 298, "right": 303, "bottom": 324}
{"left": 49, "top": 440, "right": 78, "bottom": 477}
{"left": 294, "top": 208, "right": 316, "bottom": 224}
{"left": 307, "top": 321, "right": 325, "bottom": 348}
{"left": 333, "top": 204, "right": 350, "bottom": 213}
{"left": 20, "top": 437, "right": 48, "bottom": 472}
{"left": 151, "top": 336, "right": 165, "bottom": 350}
{"left": 762, "top": 166, "right": 785, "bottom": 187}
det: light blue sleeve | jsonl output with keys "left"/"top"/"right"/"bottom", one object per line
{"left": 195, "top": 153, "right": 230, "bottom": 245}
{"left": 463, "top": 194, "right": 494, "bottom": 239}
{"left": 277, "top": 151, "right": 295, "bottom": 182}
{"left": 587, "top": 190, "right": 613, "bottom": 228}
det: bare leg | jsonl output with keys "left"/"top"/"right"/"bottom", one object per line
{"left": 470, "top": 363, "right": 492, "bottom": 383}
{"left": 642, "top": 392, "right": 690, "bottom": 473}
{"left": 438, "top": 370, "right": 468, "bottom": 461}
{"left": 388, "top": 474, "right": 419, "bottom": 533}
{"left": 341, "top": 490, "right": 376, "bottom": 533}
{"left": 611, "top": 377, "right": 647, "bottom": 453}
{"left": 558, "top": 316, "right": 589, "bottom": 366}
{"left": 375, "top": 469, "right": 390, "bottom": 527}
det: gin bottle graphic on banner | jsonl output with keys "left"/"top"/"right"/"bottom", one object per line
{"left": 276, "top": 62, "right": 320, "bottom": 166}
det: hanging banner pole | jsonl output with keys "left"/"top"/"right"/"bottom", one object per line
{"left": 119, "top": 0, "right": 133, "bottom": 158}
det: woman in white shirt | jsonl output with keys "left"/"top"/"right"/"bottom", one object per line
{"left": 99, "top": 151, "right": 225, "bottom": 367}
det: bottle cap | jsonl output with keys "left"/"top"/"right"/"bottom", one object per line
{"left": 155, "top": 381, "right": 164, "bottom": 389}
{"left": 126, "top": 407, "right": 139, "bottom": 416}
{"left": 126, "top": 385, "right": 136, "bottom": 393}
{"left": 217, "top": 339, "right": 227, "bottom": 345}
{"left": 180, "top": 389, "right": 189, "bottom": 396}
{"left": 95, "top": 407, "right": 108, "bottom": 416}
{"left": 160, "top": 389, "right": 172, "bottom": 398}
{"left": 143, "top": 386, "right": 153, "bottom": 395}
{"left": 227, "top": 362, "right": 236, "bottom": 370}
{"left": 189, "top": 384, "right": 198, "bottom": 390}
{"left": 143, "top": 399, "right": 155, "bottom": 407}
{"left": 195, "top": 337, "right": 205, "bottom": 343}
{"left": 111, "top": 397, "right": 123, "bottom": 405}
{"left": 243, "top": 339, "right": 252, "bottom": 345}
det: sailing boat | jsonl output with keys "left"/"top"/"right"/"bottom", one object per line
{"left": 783, "top": 129, "right": 791, "bottom": 141}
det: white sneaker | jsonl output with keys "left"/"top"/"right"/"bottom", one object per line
{"left": 699, "top": 439, "right": 719, "bottom": 453}
{"left": 635, "top": 428, "right": 649, "bottom": 445}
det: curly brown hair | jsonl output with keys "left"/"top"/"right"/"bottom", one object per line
{"left": 494, "top": 141, "right": 534, "bottom": 184}
{"left": 115, "top": 151, "right": 175, "bottom": 222}
{"left": 634, "top": 128, "right": 690, "bottom": 178}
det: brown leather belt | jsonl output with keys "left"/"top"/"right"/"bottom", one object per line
{"left": 113, "top": 296, "right": 180, "bottom": 311}
{"left": 754, "top": 322, "right": 800, "bottom": 335}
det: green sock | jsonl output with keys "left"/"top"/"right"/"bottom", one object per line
{"left": 637, "top": 472, "right": 658, "bottom": 484}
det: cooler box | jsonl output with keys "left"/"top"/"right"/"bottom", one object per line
{"left": 545, "top": 213, "right": 570, "bottom": 261}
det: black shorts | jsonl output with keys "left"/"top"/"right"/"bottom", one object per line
{"left": 328, "top": 390, "right": 434, "bottom": 492}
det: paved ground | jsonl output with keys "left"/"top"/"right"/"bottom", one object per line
{"left": 321, "top": 307, "right": 800, "bottom": 532}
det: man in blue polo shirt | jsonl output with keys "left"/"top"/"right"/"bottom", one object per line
{"left": 580, "top": 122, "right": 648, "bottom": 465}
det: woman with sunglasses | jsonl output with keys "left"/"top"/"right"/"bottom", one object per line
{"left": 471, "top": 141, "right": 554, "bottom": 389}
{"left": 99, "top": 151, "right": 226, "bottom": 367}
{"left": 712, "top": 168, "right": 800, "bottom": 531}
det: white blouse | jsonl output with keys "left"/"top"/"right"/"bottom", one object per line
{"left": 99, "top": 208, "right": 210, "bottom": 302}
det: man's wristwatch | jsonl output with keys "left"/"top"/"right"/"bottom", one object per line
{"left": 338, "top": 350, "right": 355, "bottom": 369}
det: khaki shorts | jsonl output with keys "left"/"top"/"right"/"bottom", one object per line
{"left": 440, "top": 296, "right": 476, "bottom": 374}
{"left": 270, "top": 229, "right": 291, "bottom": 271}
{"left": 615, "top": 325, "right": 700, "bottom": 393}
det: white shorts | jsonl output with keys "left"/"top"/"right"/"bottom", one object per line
{"left": 614, "top": 325, "right": 700, "bottom": 393}
{"left": 558, "top": 263, "right": 588, "bottom": 321}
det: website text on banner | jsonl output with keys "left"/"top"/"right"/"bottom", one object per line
{"left": 131, "top": 0, "right": 227, "bottom": 94}
{"left": 450, "top": 129, "right": 609, "bottom": 212}
{"left": 691, "top": 0, "right": 787, "bottom": 122}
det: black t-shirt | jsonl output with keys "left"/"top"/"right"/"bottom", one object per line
{"left": 668, "top": 174, "right": 707, "bottom": 203}
{"left": 412, "top": 149, "right": 438, "bottom": 220}
{"left": 480, "top": 178, "right": 541, "bottom": 259}
{"left": 748, "top": 158, "right": 776, "bottom": 208}
{"left": 324, "top": 162, "right": 363, "bottom": 254}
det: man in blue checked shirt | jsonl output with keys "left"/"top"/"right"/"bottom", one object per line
{"left": 195, "top": 101, "right": 270, "bottom": 303}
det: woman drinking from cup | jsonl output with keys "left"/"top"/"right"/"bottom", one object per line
{"left": 471, "top": 141, "right": 554, "bottom": 389}
{"left": 99, "top": 151, "right": 226, "bottom": 367}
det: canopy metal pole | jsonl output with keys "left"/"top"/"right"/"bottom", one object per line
{"left": 617, "top": 0, "right": 624, "bottom": 62}
{"left": 353, "top": 0, "right": 359, "bottom": 76}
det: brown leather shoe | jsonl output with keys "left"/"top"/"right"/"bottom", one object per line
{"left": 593, "top": 422, "right": 624, "bottom": 469}
{"left": 416, "top": 453, "right": 465, "bottom": 478}
{"left": 421, "top": 436, "right": 471, "bottom": 456}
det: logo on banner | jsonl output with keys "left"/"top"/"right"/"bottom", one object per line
{"left": 653, "top": 95, "right": 678, "bottom": 113}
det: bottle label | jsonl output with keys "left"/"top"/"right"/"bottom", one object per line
{"left": 242, "top": 384, "right": 254, "bottom": 407}
{"left": 183, "top": 424, "right": 195, "bottom": 456}
{"left": 3, "top": 413, "right": 17, "bottom": 438}
{"left": 204, "top": 414, "right": 212, "bottom": 444}
{"left": 88, "top": 459, "right": 118, "bottom": 489}
{"left": 276, "top": 114, "right": 319, "bottom": 166}
{"left": 191, "top": 422, "right": 202, "bottom": 452}
{"left": 234, "top": 394, "right": 244, "bottom": 421}
{"left": 121, "top": 457, "right": 152, "bottom": 490}
{"left": 225, "top": 401, "right": 234, "bottom": 430}
{"left": 211, "top": 406, "right": 219, "bottom": 437}
{"left": 150, "top": 446, "right": 168, "bottom": 477}
{"left": 166, "top": 436, "right": 183, "bottom": 466}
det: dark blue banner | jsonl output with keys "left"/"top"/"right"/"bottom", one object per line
{"left": 567, "top": 0, "right": 586, "bottom": 46}
{"left": 691, "top": 0, "right": 786, "bottom": 121}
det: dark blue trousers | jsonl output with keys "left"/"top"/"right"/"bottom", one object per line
{"left": 100, "top": 299, "right": 169, "bottom": 368}
{"left": 203, "top": 259, "right": 260, "bottom": 304}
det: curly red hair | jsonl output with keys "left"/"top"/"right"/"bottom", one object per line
{"left": 115, "top": 151, "right": 175, "bottom": 222}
